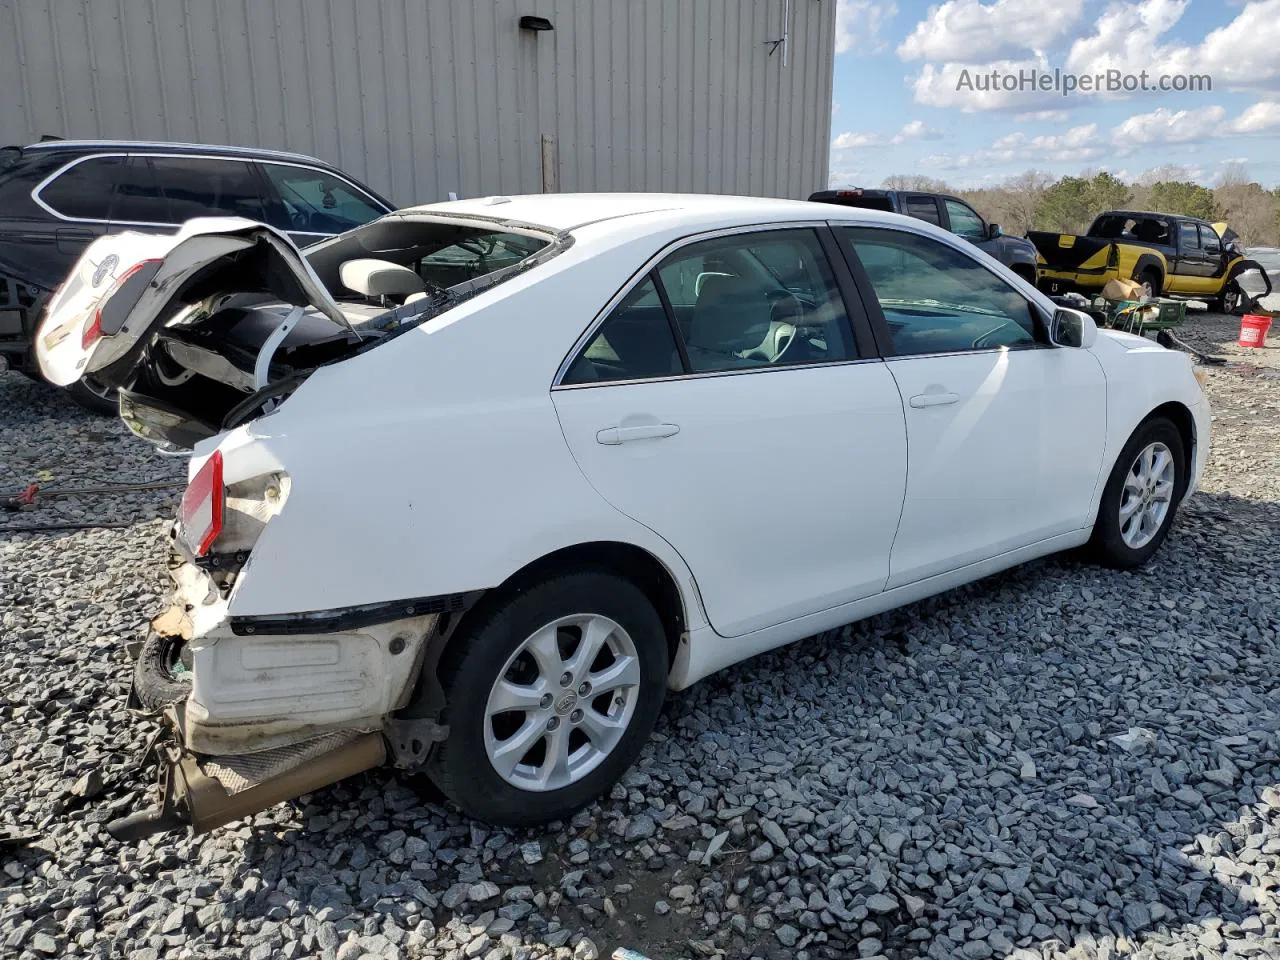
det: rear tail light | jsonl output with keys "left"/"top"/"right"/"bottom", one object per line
{"left": 180, "top": 451, "right": 224, "bottom": 557}
{"left": 82, "top": 258, "right": 162, "bottom": 350}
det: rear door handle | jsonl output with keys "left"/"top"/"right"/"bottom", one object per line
{"left": 909, "top": 392, "right": 959, "bottom": 408}
{"left": 596, "top": 423, "right": 681, "bottom": 445}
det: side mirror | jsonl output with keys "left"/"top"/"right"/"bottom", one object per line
{"left": 1050, "top": 307, "right": 1098, "bottom": 349}
{"left": 987, "top": 222, "right": 1002, "bottom": 239}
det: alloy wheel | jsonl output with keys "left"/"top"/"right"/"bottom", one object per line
{"left": 483, "top": 614, "right": 641, "bottom": 792}
{"left": 1119, "top": 441, "right": 1176, "bottom": 549}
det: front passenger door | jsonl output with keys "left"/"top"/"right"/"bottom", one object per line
{"left": 836, "top": 226, "right": 1107, "bottom": 588}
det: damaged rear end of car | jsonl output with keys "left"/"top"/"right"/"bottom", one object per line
{"left": 34, "top": 212, "right": 568, "bottom": 839}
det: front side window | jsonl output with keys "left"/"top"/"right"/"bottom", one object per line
{"left": 840, "top": 227, "right": 1039, "bottom": 356}
{"left": 40, "top": 156, "right": 124, "bottom": 220}
{"left": 944, "top": 199, "right": 986, "bottom": 241}
{"left": 904, "top": 196, "right": 941, "bottom": 225}
{"left": 147, "top": 157, "right": 268, "bottom": 222}
{"left": 260, "top": 163, "right": 385, "bottom": 235}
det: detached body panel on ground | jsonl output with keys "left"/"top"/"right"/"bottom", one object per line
{"left": 36, "top": 193, "right": 1210, "bottom": 835}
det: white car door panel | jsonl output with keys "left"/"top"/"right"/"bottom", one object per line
{"left": 885, "top": 347, "right": 1106, "bottom": 587}
{"left": 836, "top": 223, "right": 1109, "bottom": 588}
{"left": 553, "top": 364, "right": 908, "bottom": 637}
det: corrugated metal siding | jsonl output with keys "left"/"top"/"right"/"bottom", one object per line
{"left": 0, "top": 0, "right": 833, "bottom": 203}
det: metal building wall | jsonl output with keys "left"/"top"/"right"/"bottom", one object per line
{"left": 0, "top": 0, "right": 834, "bottom": 204}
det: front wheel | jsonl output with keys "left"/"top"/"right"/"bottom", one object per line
{"left": 1089, "top": 417, "right": 1184, "bottom": 569}
{"left": 426, "top": 571, "right": 668, "bottom": 826}
{"left": 1208, "top": 282, "right": 1242, "bottom": 315}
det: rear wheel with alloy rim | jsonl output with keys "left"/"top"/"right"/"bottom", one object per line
{"left": 1089, "top": 417, "right": 1185, "bottom": 568}
{"left": 427, "top": 571, "right": 668, "bottom": 825}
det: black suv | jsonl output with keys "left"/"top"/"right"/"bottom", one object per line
{"left": 808, "top": 188, "right": 1040, "bottom": 285}
{"left": 0, "top": 139, "right": 393, "bottom": 411}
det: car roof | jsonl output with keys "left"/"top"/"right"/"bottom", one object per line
{"left": 402, "top": 192, "right": 907, "bottom": 234}
{"left": 19, "top": 139, "right": 327, "bottom": 165}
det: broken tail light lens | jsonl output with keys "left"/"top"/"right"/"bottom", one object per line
{"left": 82, "top": 258, "right": 162, "bottom": 350}
{"left": 180, "top": 451, "right": 224, "bottom": 557}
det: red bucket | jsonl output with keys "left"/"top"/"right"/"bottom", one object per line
{"left": 1238, "top": 314, "right": 1272, "bottom": 348}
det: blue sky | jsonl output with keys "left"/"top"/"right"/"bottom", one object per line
{"left": 828, "top": 0, "right": 1280, "bottom": 188}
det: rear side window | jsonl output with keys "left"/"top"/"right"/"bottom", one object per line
{"left": 562, "top": 228, "right": 857, "bottom": 385}
{"left": 563, "top": 276, "right": 682, "bottom": 384}
{"left": 147, "top": 156, "right": 267, "bottom": 222}
{"left": 111, "top": 156, "right": 171, "bottom": 223}
{"left": 903, "top": 196, "right": 940, "bottom": 225}
{"left": 39, "top": 156, "right": 124, "bottom": 219}
{"left": 1178, "top": 221, "right": 1201, "bottom": 251}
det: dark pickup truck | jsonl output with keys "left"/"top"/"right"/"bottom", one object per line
{"left": 808, "top": 188, "right": 1039, "bottom": 284}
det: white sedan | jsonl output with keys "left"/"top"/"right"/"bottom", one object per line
{"left": 37, "top": 194, "right": 1209, "bottom": 837}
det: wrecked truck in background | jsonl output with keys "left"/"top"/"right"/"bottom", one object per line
{"left": 1030, "top": 210, "right": 1272, "bottom": 312}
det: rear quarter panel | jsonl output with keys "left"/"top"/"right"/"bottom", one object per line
{"left": 217, "top": 221, "right": 711, "bottom": 623}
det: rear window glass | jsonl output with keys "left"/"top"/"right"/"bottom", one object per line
{"left": 40, "top": 156, "right": 124, "bottom": 219}
{"left": 304, "top": 218, "right": 551, "bottom": 298}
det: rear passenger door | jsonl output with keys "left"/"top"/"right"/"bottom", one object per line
{"left": 552, "top": 226, "right": 908, "bottom": 638}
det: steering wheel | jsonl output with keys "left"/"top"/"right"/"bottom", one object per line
{"left": 289, "top": 208, "right": 311, "bottom": 232}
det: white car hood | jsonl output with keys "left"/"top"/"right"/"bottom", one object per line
{"left": 36, "top": 217, "right": 349, "bottom": 387}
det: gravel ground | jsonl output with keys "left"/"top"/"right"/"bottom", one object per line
{"left": 2, "top": 308, "right": 1278, "bottom": 960}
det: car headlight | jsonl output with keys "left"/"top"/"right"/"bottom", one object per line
{"left": 1192, "top": 365, "right": 1209, "bottom": 390}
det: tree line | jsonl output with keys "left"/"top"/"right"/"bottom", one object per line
{"left": 882, "top": 164, "right": 1280, "bottom": 247}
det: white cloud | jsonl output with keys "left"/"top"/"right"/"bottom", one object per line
{"left": 898, "top": 0, "right": 1084, "bottom": 62}
{"left": 909, "top": 57, "right": 1054, "bottom": 111}
{"left": 1111, "top": 105, "right": 1227, "bottom": 146}
{"left": 1067, "top": 0, "right": 1280, "bottom": 92}
{"left": 1015, "top": 110, "right": 1070, "bottom": 122}
{"left": 832, "top": 121, "right": 943, "bottom": 149}
{"left": 924, "top": 123, "right": 1104, "bottom": 170}
{"left": 907, "top": 1, "right": 1280, "bottom": 112}
{"left": 835, "top": 0, "right": 899, "bottom": 55}
{"left": 892, "top": 120, "right": 944, "bottom": 142}
{"left": 1227, "top": 100, "right": 1280, "bottom": 133}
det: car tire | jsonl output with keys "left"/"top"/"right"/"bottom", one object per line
{"left": 66, "top": 377, "right": 119, "bottom": 416}
{"left": 1135, "top": 267, "right": 1162, "bottom": 299}
{"left": 426, "top": 571, "right": 668, "bottom": 826}
{"left": 133, "top": 632, "right": 193, "bottom": 711}
{"left": 1089, "top": 417, "right": 1185, "bottom": 569}
{"left": 1208, "top": 282, "right": 1241, "bottom": 315}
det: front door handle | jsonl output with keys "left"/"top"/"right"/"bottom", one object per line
{"left": 909, "top": 392, "right": 959, "bottom": 408}
{"left": 596, "top": 423, "right": 681, "bottom": 445}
